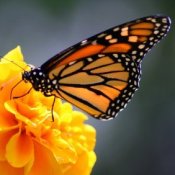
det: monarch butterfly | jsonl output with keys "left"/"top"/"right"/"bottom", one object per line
{"left": 21, "top": 15, "right": 171, "bottom": 120}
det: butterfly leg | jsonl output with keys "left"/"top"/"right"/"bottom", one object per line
{"left": 51, "top": 96, "right": 56, "bottom": 121}
{"left": 13, "top": 87, "right": 32, "bottom": 99}
{"left": 10, "top": 79, "right": 23, "bottom": 99}
{"left": 43, "top": 92, "right": 57, "bottom": 121}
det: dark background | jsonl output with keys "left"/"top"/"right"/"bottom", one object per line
{"left": 0, "top": 0, "right": 175, "bottom": 175}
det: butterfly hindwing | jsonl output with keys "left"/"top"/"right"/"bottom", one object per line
{"left": 46, "top": 52, "right": 140, "bottom": 119}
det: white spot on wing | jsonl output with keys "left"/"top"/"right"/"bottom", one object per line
{"left": 97, "top": 33, "right": 106, "bottom": 38}
{"left": 138, "top": 44, "right": 145, "bottom": 49}
{"left": 87, "top": 57, "right": 93, "bottom": 62}
{"left": 113, "top": 27, "right": 120, "bottom": 32}
{"left": 162, "top": 18, "right": 168, "bottom": 23}
{"left": 81, "top": 40, "right": 87, "bottom": 46}
{"left": 105, "top": 35, "right": 112, "bottom": 40}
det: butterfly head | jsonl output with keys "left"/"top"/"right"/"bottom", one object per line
{"left": 22, "top": 67, "right": 54, "bottom": 95}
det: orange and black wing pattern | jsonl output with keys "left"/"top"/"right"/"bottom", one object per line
{"left": 40, "top": 15, "right": 171, "bottom": 120}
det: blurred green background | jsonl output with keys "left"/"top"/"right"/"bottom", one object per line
{"left": 0, "top": 0, "right": 175, "bottom": 175}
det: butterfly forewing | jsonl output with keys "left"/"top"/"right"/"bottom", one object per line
{"left": 28, "top": 15, "right": 171, "bottom": 120}
{"left": 41, "top": 15, "right": 171, "bottom": 73}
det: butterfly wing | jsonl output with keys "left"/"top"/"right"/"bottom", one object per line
{"left": 40, "top": 15, "right": 171, "bottom": 120}
{"left": 50, "top": 53, "right": 140, "bottom": 120}
{"left": 41, "top": 15, "right": 171, "bottom": 72}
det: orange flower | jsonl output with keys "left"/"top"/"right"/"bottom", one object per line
{"left": 0, "top": 46, "right": 96, "bottom": 175}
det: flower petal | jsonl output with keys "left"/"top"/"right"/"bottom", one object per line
{"left": 0, "top": 47, "right": 97, "bottom": 175}
{"left": 0, "top": 161, "right": 23, "bottom": 175}
{"left": 28, "top": 141, "right": 63, "bottom": 175}
{"left": 0, "top": 64, "right": 11, "bottom": 82}
{"left": 24, "top": 152, "right": 34, "bottom": 175}
{"left": 0, "top": 111, "right": 19, "bottom": 132}
{"left": 0, "top": 130, "right": 17, "bottom": 161}
{"left": 3, "top": 46, "right": 23, "bottom": 62}
{"left": 5, "top": 132, "right": 34, "bottom": 168}
{"left": 41, "top": 130, "right": 77, "bottom": 164}
{"left": 64, "top": 151, "right": 96, "bottom": 175}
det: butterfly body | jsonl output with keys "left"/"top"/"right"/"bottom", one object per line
{"left": 23, "top": 68, "right": 54, "bottom": 96}
{"left": 22, "top": 15, "right": 171, "bottom": 120}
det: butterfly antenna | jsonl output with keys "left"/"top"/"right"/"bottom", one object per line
{"left": 0, "top": 56, "right": 26, "bottom": 71}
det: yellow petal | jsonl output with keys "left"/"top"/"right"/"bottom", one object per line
{"left": 41, "top": 130, "right": 77, "bottom": 164}
{"left": 0, "top": 46, "right": 27, "bottom": 75}
{"left": 0, "top": 161, "right": 23, "bottom": 175}
{"left": 24, "top": 151, "right": 34, "bottom": 175}
{"left": 71, "top": 111, "right": 87, "bottom": 125}
{"left": 64, "top": 151, "right": 96, "bottom": 175}
{"left": 28, "top": 141, "right": 63, "bottom": 175}
{"left": 0, "top": 46, "right": 97, "bottom": 175}
{"left": 0, "top": 64, "right": 11, "bottom": 82}
{"left": 5, "top": 132, "right": 34, "bottom": 168}
{"left": 3, "top": 46, "right": 23, "bottom": 62}
{"left": 0, "top": 112, "right": 18, "bottom": 132}
{"left": 0, "top": 130, "right": 17, "bottom": 161}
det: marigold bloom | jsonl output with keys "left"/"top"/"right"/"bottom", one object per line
{"left": 0, "top": 46, "right": 96, "bottom": 175}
